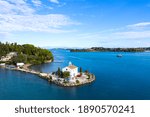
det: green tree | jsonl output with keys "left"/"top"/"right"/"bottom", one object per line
{"left": 76, "top": 80, "right": 80, "bottom": 84}
{"left": 57, "top": 67, "right": 61, "bottom": 77}
{"left": 12, "top": 54, "right": 27, "bottom": 64}
{"left": 79, "top": 67, "right": 82, "bottom": 75}
{"left": 87, "top": 74, "right": 90, "bottom": 80}
{"left": 0, "top": 42, "right": 53, "bottom": 65}
{"left": 60, "top": 71, "right": 63, "bottom": 78}
{"left": 62, "top": 71, "right": 70, "bottom": 78}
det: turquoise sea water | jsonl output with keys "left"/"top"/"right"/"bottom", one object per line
{"left": 0, "top": 49, "right": 150, "bottom": 100}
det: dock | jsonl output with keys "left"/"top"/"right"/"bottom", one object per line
{"left": 3, "top": 65, "right": 95, "bottom": 87}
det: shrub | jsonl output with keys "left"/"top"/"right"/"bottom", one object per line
{"left": 76, "top": 80, "right": 80, "bottom": 84}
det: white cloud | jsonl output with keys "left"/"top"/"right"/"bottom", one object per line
{"left": 0, "top": 0, "right": 79, "bottom": 33}
{"left": 32, "top": 0, "right": 42, "bottom": 6}
{"left": 113, "top": 22, "right": 150, "bottom": 39}
{"left": 0, "top": 0, "right": 35, "bottom": 15}
{"left": 49, "top": 0, "right": 59, "bottom": 4}
{"left": 6, "top": 0, "right": 26, "bottom": 5}
{"left": 0, "top": 14, "right": 77, "bottom": 33}
{"left": 114, "top": 31, "right": 150, "bottom": 39}
{"left": 78, "top": 22, "right": 150, "bottom": 44}
{"left": 127, "top": 22, "right": 150, "bottom": 29}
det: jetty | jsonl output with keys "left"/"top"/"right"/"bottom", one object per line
{"left": 3, "top": 63, "right": 95, "bottom": 87}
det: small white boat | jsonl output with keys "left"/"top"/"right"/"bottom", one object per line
{"left": 117, "top": 54, "right": 123, "bottom": 57}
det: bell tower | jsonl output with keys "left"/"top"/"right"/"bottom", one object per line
{"left": 69, "top": 61, "right": 72, "bottom": 66}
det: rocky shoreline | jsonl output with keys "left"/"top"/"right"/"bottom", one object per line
{"left": 52, "top": 75, "right": 95, "bottom": 87}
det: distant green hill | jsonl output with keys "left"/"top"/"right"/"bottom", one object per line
{"left": 0, "top": 42, "right": 53, "bottom": 65}
{"left": 70, "top": 47, "right": 150, "bottom": 52}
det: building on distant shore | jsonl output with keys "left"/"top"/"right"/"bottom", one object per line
{"left": 16, "top": 63, "right": 25, "bottom": 68}
{"left": 0, "top": 63, "right": 5, "bottom": 67}
{"left": 0, "top": 52, "right": 17, "bottom": 62}
{"left": 62, "top": 62, "right": 78, "bottom": 78}
{"left": 0, "top": 56, "right": 11, "bottom": 61}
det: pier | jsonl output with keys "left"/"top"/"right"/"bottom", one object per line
{"left": 4, "top": 65, "right": 95, "bottom": 87}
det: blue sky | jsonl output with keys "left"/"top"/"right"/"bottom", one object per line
{"left": 0, "top": 0, "right": 150, "bottom": 48}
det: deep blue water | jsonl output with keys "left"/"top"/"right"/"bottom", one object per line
{"left": 0, "top": 49, "right": 150, "bottom": 100}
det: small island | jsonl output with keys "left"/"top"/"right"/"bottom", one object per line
{"left": 51, "top": 62, "right": 95, "bottom": 87}
{"left": 70, "top": 47, "right": 150, "bottom": 52}
{"left": 0, "top": 42, "right": 95, "bottom": 87}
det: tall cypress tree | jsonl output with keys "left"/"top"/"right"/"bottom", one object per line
{"left": 80, "top": 67, "right": 82, "bottom": 75}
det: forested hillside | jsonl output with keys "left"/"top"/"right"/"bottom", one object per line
{"left": 0, "top": 42, "right": 53, "bottom": 64}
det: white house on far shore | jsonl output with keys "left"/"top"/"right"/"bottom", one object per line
{"left": 0, "top": 63, "right": 5, "bottom": 66}
{"left": 62, "top": 62, "right": 78, "bottom": 78}
{"left": 16, "top": 63, "right": 25, "bottom": 68}
{"left": 0, "top": 52, "right": 17, "bottom": 62}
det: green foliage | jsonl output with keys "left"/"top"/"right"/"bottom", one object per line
{"left": 62, "top": 71, "right": 70, "bottom": 78}
{"left": 76, "top": 80, "right": 80, "bottom": 84}
{"left": 70, "top": 47, "right": 150, "bottom": 52}
{"left": 60, "top": 71, "right": 63, "bottom": 78}
{"left": 79, "top": 67, "right": 82, "bottom": 75}
{"left": 12, "top": 54, "right": 27, "bottom": 64}
{"left": 57, "top": 67, "right": 61, "bottom": 77}
{"left": 87, "top": 74, "right": 90, "bottom": 79}
{"left": 0, "top": 42, "right": 53, "bottom": 65}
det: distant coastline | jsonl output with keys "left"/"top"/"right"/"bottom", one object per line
{"left": 70, "top": 47, "right": 150, "bottom": 52}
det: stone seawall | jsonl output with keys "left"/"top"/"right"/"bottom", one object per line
{"left": 5, "top": 66, "right": 96, "bottom": 87}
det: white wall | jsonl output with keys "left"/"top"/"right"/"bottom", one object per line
{"left": 62, "top": 67, "right": 78, "bottom": 78}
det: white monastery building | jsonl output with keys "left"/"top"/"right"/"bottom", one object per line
{"left": 62, "top": 62, "right": 78, "bottom": 78}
